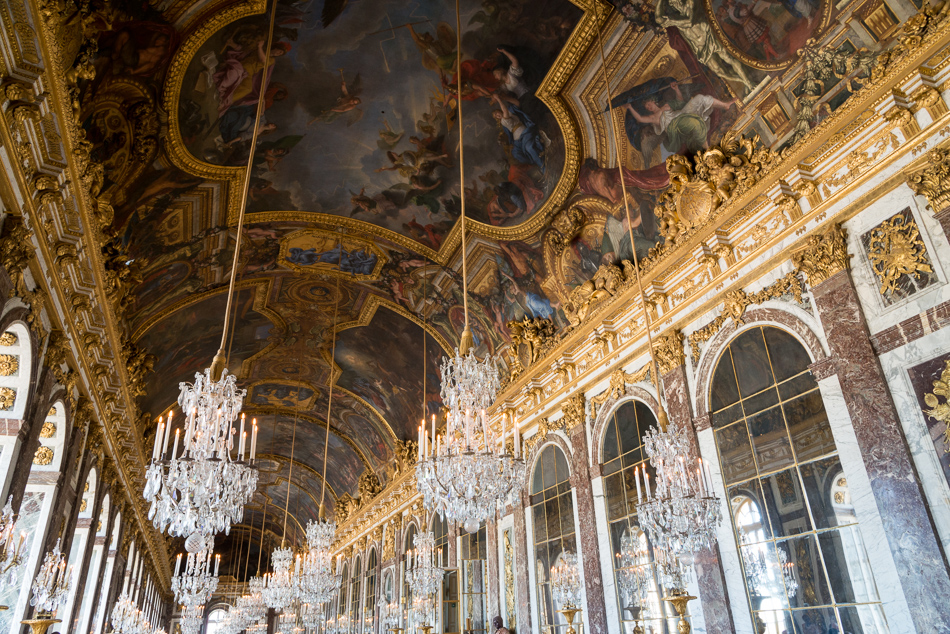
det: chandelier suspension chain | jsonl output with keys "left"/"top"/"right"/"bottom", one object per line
{"left": 257, "top": 499, "right": 267, "bottom": 576}
{"left": 455, "top": 0, "right": 470, "bottom": 339}
{"left": 593, "top": 4, "right": 668, "bottom": 426}
{"left": 319, "top": 231, "right": 343, "bottom": 515}
{"left": 282, "top": 363, "right": 300, "bottom": 547}
{"left": 214, "top": 0, "right": 280, "bottom": 371}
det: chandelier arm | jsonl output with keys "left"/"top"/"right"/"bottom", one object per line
{"left": 214, "top": 0, "right": 279, "bottom": 374}
{"left": 319, "top": 231, "right": 343, "bottom": 516}
{"left": 592, "top": 3, "right": 668, "bottom": 427}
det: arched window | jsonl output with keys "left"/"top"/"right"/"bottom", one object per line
{"left": 337, "top": 562, "right": 349, "bottom": 620}
{"left": 710, "top": 326, "right": 886, "bottom": 634}
{"left": 460, "top": 526, "right": 486, "bottom": 633}
{"left": 0, "top": 324, "right": 32, "bottom": 499}
{"left": 205, "top": 607, "right": 227, "bottom": 634}
{"left": 363, "top": 550, "right": 377, "bottom": 630}
{"left": 349, "top": 555, "right": 361, "bottom": 630}
{"left": 433, "top": 515, "right": 458, "bottom": 633}
{"left": 530, "top": 444, "right": 575, "bottom": 634}
{"left": 601, "top": 400, "right": 681, "bottom": 632}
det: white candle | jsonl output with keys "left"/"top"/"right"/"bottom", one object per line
{"left": 481, "top": 410, "right": 489, "bottom": 449}
{"left": 645, "top": 472, "right": 651, "bottom": 499}
{"left": 239, "top": 414, "right": 245, "bottom": 454}
{"left": 174, "top": 554, "right": 182, "bottom": 577}
{"left": 153, "top": 420, "right": 163, "bottom": 460}
{"left": 697, "top": 467, "right": 706, "bottom": 496}
{"left": 172, "top": 428, "right": 181, "bottom": 461}
{"left": 635, "top": 466, "right": 642, "bottom": 502}
{"left": 162, "top": 412, "right": 173, "bottom": 457}
{"left": 500, "top": 413, "right": 507, "bottom": 455}
{"left": 704, "top": 459, "right": 714, "bottom": 495}
{"left": 251, "top": 420, "right": 258, "bottom": 460}
{"left": 431, "top": 415, "right": 436, "bottom": 455}
{"left": 215, "top": 554, "right": 220, "bottom": 576}
{"left": 514, "top": 422, "right": 521, "bottom": 459}
{"left": 240, "top": 431, "right": 246, "bottom": 461}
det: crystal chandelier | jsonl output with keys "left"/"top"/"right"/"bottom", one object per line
{"left": 410, "top": 594, "right": 436, "bottom": 631}
{"left": 238, "top": 576, "right": 267, "bottom": 624}
{"left": 297, "top": 519, "right": 340, "bottom": 606}
{"left": 379, "top": 599, "right": 400, "bottom": 632}
{"left": 550, "top": 552, "right": 583, "bottom": 634}
{"left": 0, "top": 495, "right": 24, "bottom": 593}
{"left": 180, "top": 604, "right": 204, "bottom": 634}
{"left": 172, "top": 548, "right": 220, "bottom": 608}
{"left": 406, "top": 529, "right": 443, "bottom": 597}
{"left": 29, "top": 539, "right": 70, "bottom": 615}
{"left": 218, "top": 604, "right": 245, "bottom": 634}
{"left": 263, "top": 546, "right": 297, "bottom": 610}
{"left": 110, "top": 593, "right": 140, "bottom": 634}
{"left": 327, "top": 614, "right": 349, "bottom": 634}
{"left": 617, "top": 528, "right": 651, "bottom": 623}
{"left": 636, "top": 424, "right": 721, "bottom": 558}
{"left": 299, "top": 601, "right": 325, "bottom": 630}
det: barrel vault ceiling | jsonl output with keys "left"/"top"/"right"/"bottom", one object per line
{"left": 76, "top": 0, "right": 913, "bottom": 561}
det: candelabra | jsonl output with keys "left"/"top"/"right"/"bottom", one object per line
{"left": 263, "top": 546, "right": 298, "bottom": 610}
{"left": 22, "top": 539, "right": 70, "bottom": 634}
{"left": 172, "top": 548, "right": 220, "bottom": 607}
{"left": 144, "top": 376, "right": 260, "bottom": 552}
{"left": 180, "top": 604, "right": 204, "bottom": 634}
{"left": 415, "top": 353, "right": 524, "bottom": 533}
{"left": 405, "top": 531, "right": 443, "bottom": 597}
{"left": 550, "top": 552, "right": 582, "bottom": 634}
{"left": 410, "top": 594, "right": 436, "bottom": 634}
{"left": 0, "top": 496, "right": 24, "bottom": 608}
{"left": 617, "top": 528, "right": 651, "bottom": 634}
{"left": 380, "top": 599, "right": 401, "bottom": 633}
{"left": 297, "top": 520, "right": 340, "bottom": 606}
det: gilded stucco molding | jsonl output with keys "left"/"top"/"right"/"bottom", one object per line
{"left": 588, "top": 364, "right": 650, "bottom": 422}
{"left": 907, "top": 146, "right": 950, "bottom": 213}
{"left": 924, "top": 358, "right": 950, "bottom": 450}
{"left": 866, "top": 212, "right": 933, "bottom": 295}
{"left": 792, "top": 223, "right": 850, "bottom": 287}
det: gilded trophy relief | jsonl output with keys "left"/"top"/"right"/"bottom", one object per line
{"left": 860, "top": 208, "right": 938, "bottom": 305}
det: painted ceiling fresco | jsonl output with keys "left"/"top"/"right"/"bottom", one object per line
{"left": 82, "top": 0, "right": 916, "bottom": 556}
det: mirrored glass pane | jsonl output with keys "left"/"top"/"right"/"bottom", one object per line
{"left": 752, "top": 609, "right": 796, "bottom": 634}
{"left": 740, "top": 540, "right": 789, "bottom": 611}
{"left": 764, "top": 327, "right": 812, "bottom": 383}
{"left": 604, "top": 472, "right": 626, "bottom": 520}
{"left": 778, "top": 372, "right": 818, "bottom": 401}
{"left": 732, "top": 328, "right": 775, "bottom": 397}
{"left": 745, "top": 387, "right": 779, "bottom": 416}
{"left": 785, "top": 391, "right": 836, "bottom": 463}
{"left": 545, "top": 497, "right": 561, "bottom": 540}
{"left": 800, "top": 456, "right": 850, "bottom": 530}
{"left": 711, "top": 349, "right": 741, "bottom": 412}
{"left": 616, "top": 404, "right": 642, "bottom": 455}
{"left": 712, "top": 402, "right": 744, "bottom": 429}
{"left": 634, "top": 401, "right": 658, "bottom": 437}
{"left": 749, "top": 406, "right": 794, "bottom": 474}
{"left": 838, "top": 603, "right": 890, "bottom": 634}
{"left": 542, "top": 447, "right": 557, "bottom": 490}
{"left": 717, "top": 423, "right": 756, "bottom": 484}
{"left": 760, "top": 467, "right": 813, "bottom": 539}
{"left": 555, "top": 448, "right": 570, "bottom": 485}
{"left": 783, "top": 534, "right": 833, "bottom": 609}
{"left": 559, "top": 495, "right": 576, "bottom": 539}
{"left": 818, "top": 526, "right": 880, "bottom": 605}
{"left": 603, "top": 418, "right": 621, "bottom": 464}
{"left": 791, "top": 608, "right": 837, "bottom": 634}
{"left": 730, "top": 480, "right": 773, "bottom": 544}
{"left": 533, "top": 503, "right": 546, "bottom": 543}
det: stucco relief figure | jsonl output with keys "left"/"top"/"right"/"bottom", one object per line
{"left": 655, "top": 0, "right": 756, "bottom": 92}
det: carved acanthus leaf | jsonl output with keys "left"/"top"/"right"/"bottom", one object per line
{"left": 653, "top": 330, "right": 686, "bottom": 375}
{"left": 793, "top": 223, "right": 850, "bottom": 287}
{"left": 907, "top": 147, "right": 950, "bottom": 214}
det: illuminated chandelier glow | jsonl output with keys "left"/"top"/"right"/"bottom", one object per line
{"left": 144, "top": 378, "right": 260, "bottom": 551}
{"left": 110, "top": 593, "right": 140, "bottom": 634}
{"left": 180, "top": 604, "right": 205, "bottom": 634}
{"left": 550, "top": 552, "right": 582, "bottom": 610}
{"left": 171, "top": 548, "right": 220, "bottom": 608}
{"left": 406, "top": 530, "right": 443, "bottom": 597}
{"left": 635, "top": 422, "right": 722, "bottom": 561}
{"left": 296, "top": 519, "right": 340, "bottom": 606}
{"left": 416, "top": 352, "right": 524, "bottom": 533}
{"left": 263, "top": 546, "right": 297, "bottom": 610}
{"left": 299, "top": 601, "right": 325, "bottom": 630}
{"left": 30, "top": 538, "right": 70, "bottom": 615}
{"left": 238, "top": 576, "right": 267, "bottom": 624}
{"left": 0, "top": 495, "right": 24, "bottom": 592}
{"left": 218, "top": 604, "right": 246, "bottom": 634}
{"left": 617, "top": 528, "right": 652, "bottom": 619}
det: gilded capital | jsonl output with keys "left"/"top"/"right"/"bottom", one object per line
{"left": 793, "top": 223, "right": 850, "bottom": 287}
{"left": 561, "top": 394, "right": 586, "bottom": 431}
{"left": 907, "top": 148, "right": 950, "bottom": 214}
{"left": 653, "top": 330, "right": 686, "bottom": 375}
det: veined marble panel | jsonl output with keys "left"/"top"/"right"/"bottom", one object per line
{"left": 590, "top": 475, "right": 622, "bottom": 634}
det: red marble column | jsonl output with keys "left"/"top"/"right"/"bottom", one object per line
{"left": 567, "top": 424, "right": 609, "bottom": 634}
{"left": 809, "top": 268, "right": 950, "bottom": 631}
{"left": 662, "top": 364, "right": 736, "bottom": 634}
{"left": 511, "top": 493, "right": 532, "bottom": 634}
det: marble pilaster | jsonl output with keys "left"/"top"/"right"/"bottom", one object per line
{"left": 511, "top": 494, "right": 531, "bottom": 634}
{"left": 486, "top": 519, "right": 500, "bottom": 624}
{"left": 662, "top": 364, "right": 735, "bottom": 634}
{"left": 66, "top": 476, "right": 107, "bottom": 634}
{"left": 811, "top": 269, "right": 950, "bottom": 632}
{"left": 934, "top": 205, "right": 950, "bottom": 238}
{"left": 567, "top": 424, "right": 608, "bottom": 634}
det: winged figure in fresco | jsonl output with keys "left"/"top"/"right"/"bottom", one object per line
{"left": 377, "top": 119, "right": 405, "bottom": 150}
{"left": 409, "top": 22, "right": 457, "bottom": 74}
{"left": 308, "top": 69, "right": 363, "bottom": 126}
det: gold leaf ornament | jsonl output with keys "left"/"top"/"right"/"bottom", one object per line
{"left": 924, "top": 359, "right": 950, "bottom": 452}
{"left": 866, "top": 213, "right": 933, "bottom": 296}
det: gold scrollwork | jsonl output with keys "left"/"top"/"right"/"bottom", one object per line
{"left": 33, "top": 445, "right": 54, "bottom": 466}
{"left": 506, "top": 316, "right": 559, "bottom": 372}
{"left": 924, "top": 358, "right": 950, "bottom": 451}
{"left": 589, "top": 365, "right": 651, "bottom": 421}
{"left": 907, "top": 147, "right": 950, "bottom": 214}
{"left": 793, "top": 223, "right": 850, "bottom": 287}
{"left": 866, "top": 213, "right": 933, "bottom": 296}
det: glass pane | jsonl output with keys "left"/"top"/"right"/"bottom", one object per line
{"left": 744, "top": 387, "right": 779, "bottom": 416}
{"left": 603, "top": 418, "right": 621, "bottom": 464}
{"left": 542, "top": 446, "right": 557, "bottom": 490}
{"left": 778, "top": 372, "right": 818, "bottom": 401}
{"left": 604, "top": 472, "right": 626, "bottom": 520}
{"left": 752, "top": 609, "right": 796, "bottom": 634}
{"left": 838, "top": 604, "right": 890, "bottom": 634}
{"left": 748, "top": 406, "right": 794, "bottom": 474}
{"left": 717, "top": 423, "right": 756, "bottom": 484}
{"left": 764, "top": 328, "right": 812, "bottom": 383}
{"left": 616, "top": 404, "right": 641, "bottom": 455}
{"left": 533, "top": 503, "right": 546, "bottom": 543}
{"left": 559, "top": 494, "right": 576, "bottom": 539}
{"left": 731, "top": 481, "right": 772, "bottom": 544}
{"left": 712, "top": 402, "right": 744, "bottom": 430}
{"left": 532, "top": 459, "right": 544, "bottom": 495}
{"left": 635, "top": 401, "right": 657, "bottom": 436}
{"left": 759, "top": 467, "right": 813, "bottom": 539}
{"left": 740, "top": 540, "right": 789, "bottom": 610}
{"left": 783, "top": 534, "right": 832, "bottom": 609}
{"left": 785, "top": 391, "right": 836, "bottom": 463}
{"left": 800, "top": 456, "right": 849, "bottom": 530}
{"left": 622, "top": 467, "right": 640, "bottom": 514}
{"left": 818, "top": 526, "right": 880, "bottom": 605}
{"left": 621, "top": 444, "right": 645, "bottom": 471}
{"left": 554, "top": 448, "right": 570, "bottom": 485}
{"left": 544, "top": 497, "right": 560, "bottom": 541}
{"left": 791, "top": 608, "right": 837, "bottom": 634}
{"left": 711, "top": 348, "right": 741, "bottom": 411}
{"left": 732, "top": 328, "right": 775, "bottom": 398}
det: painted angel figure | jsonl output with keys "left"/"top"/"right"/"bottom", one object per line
{"left": 309, "top": 69, "right": 363, "bottom": 125}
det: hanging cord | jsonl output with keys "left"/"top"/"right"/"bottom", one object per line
{"left": 454, "top": 0, "right": 473, "bottom": 354}
{"left": 211, "top": 0, "right": 279, "bottom": 380}
{"left": 422, "top": 261, "right": 427, "bottom": 429}
{"left": 319, "top": 231, "right": 343, "bottom": 519}
{"left": 282, "top": 356, "right": 300, "bottom": 547}
{"left": 257, "top": 499, "right": 268, "bottom": 576}
{"left": 594, "top": 5, "right": 669, "bottom": 430}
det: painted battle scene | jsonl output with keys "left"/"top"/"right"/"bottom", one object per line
{"left": 176, "top": 0, "right": 583, "bottom": 248}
